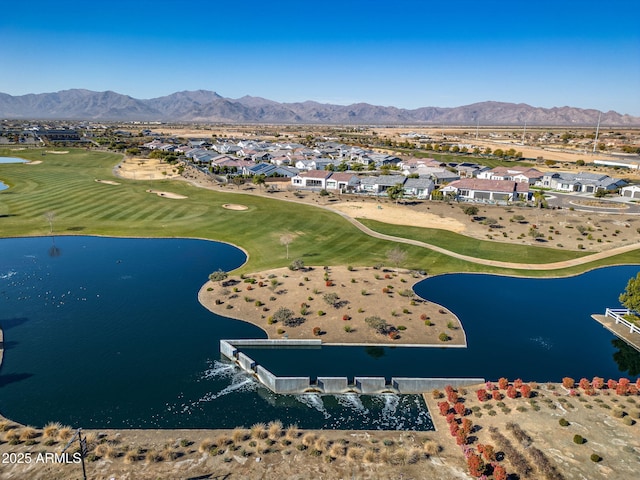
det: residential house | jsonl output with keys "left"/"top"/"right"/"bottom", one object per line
{"left": 357, "top": 175, "right": 406, "bottom": 195}
{"left": 440, "top": 178, "right": 530, "bottom": 203}
{"left": 621, "top": 185, "right": 640, "bottom": 199}
{"left": 478, "top": 166, "right": 543, "bottom": 185}
{"left": 403, "top": 177, "right": 435, "bottom": 199}
{"left": 538, "top": 172, "right": 626, "bottom": 193}
{"left": 325, "top": 172, "right": 360, "bottom": 192}
{"left": 244, "top": 162, "right": 298, "bottom": 178}
{"left": 291, "top": 170, "right": 333, "bottom": 189}
{"left": 429, "top": 170, "right": 460, "bottom": 185}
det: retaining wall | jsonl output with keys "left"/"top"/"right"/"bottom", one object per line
{"left": 317, "top": 377, "right": 350, "bottom": 394}
{"left": 220, "top": 339, "right": 484, "bottom": 395}
{"left": 355, "top": 377, "right": 389, "bottom": 394}
{"left": 392, "top": 377, "right": 485, "bottom": 393}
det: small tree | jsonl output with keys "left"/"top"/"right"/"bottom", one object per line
{"left": 462, "top": 205, "right": 478, "bottom": 216}
{"left": 620, "top": 272, "right": 640, "bottom": 312}
{"left": 252, "top": 174, "right": 266, "bottom": 190}
{"left": 280, "top": 233, "right": 294, "bottom": 259}
{"left": 209, "top": 269, "right": 228, "bottom": 285}
{"left": 386, "top": 246, "right": 407, "bottom": 268}
{"left": 44, "top": 211, "right": 56, "bottom": 234}
{"left": 232, "top": 176, "right": 245, "bottom": 189}
{"left": 365, "top": 316, "right": 388, "bottom": 335}
{"left": 323, "top": 292, "right": 340, "bottom": 308}
{"left": 272, "top": 307, "right": 294, "bottom": 324}
{"left": 289, "top": 259, "right": 305, "bottom": 271}
{"left": 386, "top": 183, "right": 404, "bottom": 205}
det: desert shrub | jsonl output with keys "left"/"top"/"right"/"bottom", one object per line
{"left": 312, "top": 326, "right": 321, "bottom": 336}
{"left": 343, "top": 325, "right": 353, "bottom": 333}
{"left": 590, "top": 453, "right": 602, "bottom": 462}
{"left": 365, "top": 316, "right": 388, "bottom": 334}
{"left": 573, "top": 434, "right": 584, "bottom": 444}
{"left": 622, "top": 416, "right": 635, "bottom": 426}
{"left": 438, "top": 332, "right": 450, "bottom": 342}
{"left": 562, "top": 377, "right": 575, "bottom": 389}
{"left": 559, "top": 418, "right": 569, "bottom": 427}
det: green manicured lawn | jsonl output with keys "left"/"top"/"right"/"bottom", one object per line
{"left": 359, "top": 219, "right": 589, "bottom": 264}
{"left": 387, "top": 148, "right": 535, "bottom": 168}
{"left": 0, "top": 148, "right": 637, "bottom": 277}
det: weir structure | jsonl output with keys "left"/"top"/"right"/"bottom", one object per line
{"left": 221, "top": 339, "right": 484, "bottom": 394}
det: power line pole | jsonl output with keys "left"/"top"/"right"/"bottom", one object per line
{"left": 592, "top": 112, "right": 602, "bottom": 155}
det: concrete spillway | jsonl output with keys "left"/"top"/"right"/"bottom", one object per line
{"left": 220, "top": 339, "right": 483, "bottom": 394}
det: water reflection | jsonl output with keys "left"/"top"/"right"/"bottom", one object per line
{"left": 612, "top": 339, "right": 640, "bottom": 376}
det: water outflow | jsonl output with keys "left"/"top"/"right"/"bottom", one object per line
{"left": 192, "top": 361, "right": 433, "bottom": 430}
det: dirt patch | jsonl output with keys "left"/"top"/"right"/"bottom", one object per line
{"left": 222, "top": 203, "right": 249, "bottom": 211}
{"left": 199, "top": 266, "right": 465, "bottom": 346}
{"left": 332, "top": 201, "right": 466, "bottom": 233}
{"left": 116, "top": 157, "right": 181, "bottom": 180}
{"left": 146, "top": 189, "right": 187, "bottom": 199}
{"left": 94, "top": 179, "right": 120, "bottom": 186}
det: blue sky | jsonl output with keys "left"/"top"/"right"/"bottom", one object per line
{"left": 1, "top": 0, "right": 639, "bottom": 115}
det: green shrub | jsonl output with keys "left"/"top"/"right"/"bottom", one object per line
{"left": 397, "top": 325, "right": 407, "bottom": 331}
{"left": 573, "top": 434, "right": 584, "bottom": 445}
{"left": 438, "top": 332, "right": 450, "bottom": 342}
{"left": 559, "top": 418, "right": 569, "bottom": 427}
{"left": 590, "top": 453, "right": 601, "bottom": 462}
{"left": 622, "top": 416, "right": 634, "bottom": 426}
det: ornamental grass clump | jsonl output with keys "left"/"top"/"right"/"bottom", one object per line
{"left": 43, "top": 421, "right": 61, "bottom": 440}
{"left": 268, "top": 420, "right": 283, "bottom": 440}
{"left": 250, "top": 423, "right": 268, "bottom": 440}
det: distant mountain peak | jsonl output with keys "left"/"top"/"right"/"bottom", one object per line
{"left": 0, "top": 89, "right": 637, "bottom": 125}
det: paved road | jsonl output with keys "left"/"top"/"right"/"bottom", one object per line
{"left": 545, "top": 192, "right": 640, "bottom": 215}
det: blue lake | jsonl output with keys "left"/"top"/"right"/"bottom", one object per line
{"left": 0, "top": 157, "right": 28, "bottom": 164}
{"left": 0, "top": 236, "right": 638, "bottom": 431}
{"left": 0, "top": 156, "right": 27, "bottom": 190}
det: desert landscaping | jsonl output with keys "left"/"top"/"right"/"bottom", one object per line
{"left": 2, "top": 377, "right": 638, "bottom": 480}
{"left": 199, "top": 265, "right": 466, "bottom": 346}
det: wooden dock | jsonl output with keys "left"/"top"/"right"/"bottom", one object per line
{"left": 591, "top": 312, "right": 640, "bottom": 352}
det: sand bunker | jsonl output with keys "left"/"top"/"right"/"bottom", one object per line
{"left": 146, "top": 189, "right": 187, "bottom": 199}
{"left": 331, "top": 202, "right": 466, "bottom": 233}
{"left": 95, "top": 179, "right": 120, "bottom": 185}
{"left": 222, "top": 203, "right": 249, "bottom": 210}
{"left": 25, "top": 160, "right": 42, "bottom": 165}
{"left": 45, "top": 150, "right": 69, "bottom": 154}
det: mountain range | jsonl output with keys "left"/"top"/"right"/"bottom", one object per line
{"left": 0, "top": 89, "right": 638, "bottom": 126}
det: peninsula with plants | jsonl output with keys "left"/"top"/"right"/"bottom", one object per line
{"left": 1, "top": 121, "right": 640, "bottom": 480}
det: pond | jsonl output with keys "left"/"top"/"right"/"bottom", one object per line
{"left": 0, "top": 157, "right": 28, "bottom": 164}
{"left": 0, "top": 236, "right": 638, "bottom": 431}
{"left": 0, "top": 156, "right": 28, "bottom": 190}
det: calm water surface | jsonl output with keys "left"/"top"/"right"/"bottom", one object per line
{"left": 0, "top": 236, "right": 429, "bottom": 430}
{"left": 0, "top": 236, "right": 638, "bottom": 430}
